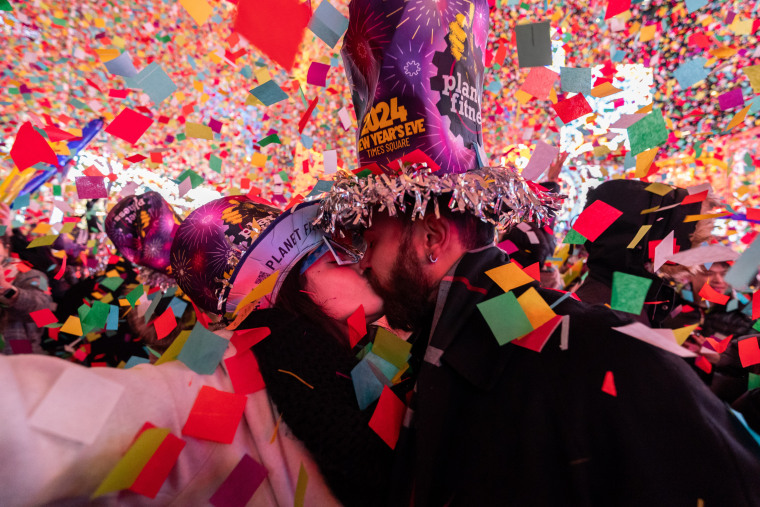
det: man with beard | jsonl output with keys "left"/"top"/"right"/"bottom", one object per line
{"left": 355, "top": 195, "right": 760, "bottom": 506}
{"left": 317, "top": 0, "right": 760, "bottom": 505}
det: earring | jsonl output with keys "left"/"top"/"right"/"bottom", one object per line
{"left": 428, "top": 253, "right": 438, "bottom": 264}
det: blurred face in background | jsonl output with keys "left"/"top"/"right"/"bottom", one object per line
{"left": 692, "top": 262, "right": 731, "bottom": 297}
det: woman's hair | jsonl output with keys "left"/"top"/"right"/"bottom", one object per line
{"left": 274, "top": 255, "right": 349, "bottom": 347}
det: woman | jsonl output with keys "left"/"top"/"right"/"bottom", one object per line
{"left": 0, "top": 195, "right": 391, "bottom": 506}
{"left": 171, "top": 195, "right": 395, "bottom": 506}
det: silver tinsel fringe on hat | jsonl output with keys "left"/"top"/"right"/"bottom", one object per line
{"left": 316, "top": 165, "right": 564, "bottom": 234}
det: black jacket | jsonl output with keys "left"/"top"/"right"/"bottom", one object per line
{"left": 391, "top": 246, "right": 760, "bottom": 506}
{"left": 244, "top": 308, "right": 394, "bottom": 507}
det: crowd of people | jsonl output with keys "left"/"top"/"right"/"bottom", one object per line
{"left": 2, "top": 0, "right": 760, "bottom": 505}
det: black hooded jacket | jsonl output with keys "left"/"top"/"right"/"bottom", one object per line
{"left": 574, "top": 180, "right": 702, "bottom": 326}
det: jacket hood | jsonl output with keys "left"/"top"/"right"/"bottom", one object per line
{"left": 582, "top": 179, "right": 703, "bottom": 282}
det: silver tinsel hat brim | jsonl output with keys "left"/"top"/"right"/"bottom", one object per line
{"left": 316, "top": 165, "right": 564, "bottom": 233}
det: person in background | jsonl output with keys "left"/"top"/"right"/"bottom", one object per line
{"left": 573, "top": 179, "right": 713, "bottom": 327}
{"left": 0, "top": 203, "right": 55, "bottom": 355}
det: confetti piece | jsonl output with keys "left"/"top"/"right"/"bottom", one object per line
{"left": 485, "top": 262, "right": 535, "bottom": 293}
{"left": 10, "top": 122, "right": 59, "bottom": 171}
{"left": 573, "top": 200, "right": 623, "bottom": 242}
{"left": 611, "top": 271, "right": 652, "bottom": 315}
{"left": 127, "top": 62, "right": 177, "bottom": 105}
{"left": 294, "top": 463, "right": 308, "bottom": 507}
{"left": 60, "top": 315, "right": 84, "bottom": 336}
{"left": 103, "top": 51, "right": 138, "bottom": 77}
{"left": 560, "top": 67, "right": 591, "bottom": 95}
{"left": 699, "top": 281, "right": 730, "bottom": 305}
{"left": 179, "top": 0, "right": 213, "bottom": 26}
{"left": 517, "top": 287, "right": 556, "bottom": 329}
{"left": 185, "top": 122, "right": 214, "bottom": 140}
{"left": 627, "top": 110, "right": 668, "bottom": 156}
{"left": 29, "top": 308, "right": 57, "bottom": 328}
{"left": 601, "top": 371, "right": 617, "bottom": 396}
{"left": 209, "top": 455, "right": 269, "bottom": 507}
{"left": 105, "top": 108, "right": 154, "bottom": 146}
{"left": 478, "top": 292, "right": 534, "bottom": 345}
{"left": 308, "top": 0, "right": 349, "bottom": 48}
{"left": 75, "top": 176, "right": 108, "bottom": 199}
{"left": 152, "top": 307, "right": 177, "bottom": 340}
{"left": 743, "top": 65, "right": 760, "bottom": 93}
{"left": 307, "top": 61, "right": 331, "bottom": 87}
{"left": 519, "top": 67, "right": 559, "bottom": 100}
{"left": 250, "top": 80, "right": 289, "bottom": 106}
{"left": 521, "top": 140, "right": 559, "bottom": 181}
{"left": 182, "top": 386, "right": 247, "bottom": 444}
{"left": 552, "top": 94, "right": 593, "bottom": 123}
{"left": 652, "top": 230, "right": 675, "bottom": 272}
{"left": 673, "top": 57, "right": 709, "bottom": 89}
{"left": 176, "top": 322, "right": 228, "bottom": 375}
{"left": 725, "top": 235, "right": 760, "bottom": 291}
{"left": 718, "top": 88, "right": 744, "bottom": 111}
{"left": 511, "top": 314, "right": 562, "bottom": 353}
{"left": 347, "top": 304, "right": 367, "bottom": 348}
{"left": 29, "top": 367, "right": 125, "bottom": 445}
{"left": 368, "top": 386, "right": 405, "bottom": 449}
{"left": 225, "top": 350, "right": 266, "bottom": 395}
{"left": 738, "top": 337, "right": 760, "bottom": 368}
{"left": 235, "top": 0, "right": 310, "bottom": 71}
{"left": 753, "top": 292, "right": 760, "bottom": 321}
{"left": 514, "top": 21, "right": 552, "bottom": 68}
{"left": 372, "top": 327, "right": 411, "bottom": 369}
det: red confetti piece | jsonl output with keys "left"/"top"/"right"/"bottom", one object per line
{"left": 738, "top": 337, "right": 760, "bottom": 368}
{"left": 551, "top": 94, "right": 593, "bottom": 123}
{"left": 369, "top": 386, "right": 406, "bottom": 449}
{"left": 572, "top": 200, "right": 623, "bottom": 242}
{"left": 10, "top": 122, "right": 59, "bottom": 171}
{"left": 601, "top": 371, "right": 617, "bottom": 397}
{"left": 105, "top": 108, "right": 154, "bottom": 145}
{"left": 234, "top": 0, "right": 310, "bottom": 71}
{"left": 182, "top": 386, "right": 247, "bottom": 444}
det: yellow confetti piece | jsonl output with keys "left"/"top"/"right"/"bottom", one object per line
{"left": 673, "top": 324, "right": 699, "bottom": 346}
{"left": 627, "top": 224, "right": 652, "bottom": 249}
{"left": 644, "top": 182, "right": 673, "bottom": 196}
{"left": 485, "top": 263, "right": 535, "bottom": 293}
{"left": 725, "top": 105, "right": 751, "bottom": 132}
{"left": 185, "top": 122, "right": 213, "bottom": 140}
{"left": 60, "top": 316, "right": 83, "bottom": 336}
{"left": 179, "top": 0, "right": 213, "bottom": 26}
{"left": 635, "top": 148, "right": 658, "bottom": 178}
{"left": 95, "top": 48, "right": 121, "bottom": 62}
{"left": 92, "top": 428, "right": 169, "bottom": 498}
{"left": 234, "top": 271, "right": 279, "bottom": 315}
{"left": 683, "top": 212, "right": 732, "bottom": 222}
{"left": 517, "top": 287, "right": 556, "bottom": 330}
{"left": 590, "top": 82, "right": 622, "bottom": 98}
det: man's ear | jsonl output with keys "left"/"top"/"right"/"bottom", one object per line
{"left": 419, "top": 213, "right": 451, "bottom": 254}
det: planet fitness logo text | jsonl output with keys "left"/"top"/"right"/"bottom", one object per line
{"left": 431, "top": 10, "right": 484, "bottom": 145}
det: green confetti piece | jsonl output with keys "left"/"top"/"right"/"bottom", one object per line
{"left": 126, "top": 284, "right": 144, "bottom": 307}
{"left": 562, "top": 229, "right": 587, "bottom": 245}
{"left": 209, "top": 154, "right": 223, "bottom": 173}
{"left": 259, "top": 134, "right": 281, "bottom": 147}
{"left": 477, "top": 292, "right": 534, "bottom": 346}
{"left": 627, "top": 110, "right": 668, "bottom": 156}
{"left": 610, "top": 271, "right": 653, "bottom": 315}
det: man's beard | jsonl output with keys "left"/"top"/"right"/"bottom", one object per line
{"left": 366, "top": 234, "right": 437, "bottom": 332}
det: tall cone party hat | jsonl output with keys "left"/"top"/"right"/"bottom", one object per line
{"left": 318, "top": 0, "right": 562, "bottom": 232}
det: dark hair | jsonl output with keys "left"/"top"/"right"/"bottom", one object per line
{"left": 274, "top": 255, "right": 349, "bottom": 347}
{"left": 396, "top": 194, "right": 496, "bottom": 250}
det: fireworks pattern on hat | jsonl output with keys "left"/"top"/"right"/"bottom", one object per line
{"left": 105, "top": 191, "right": 181, "bottom": 274}
{"left": 170, "top": 196, "right": 281, "bottom": 314}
